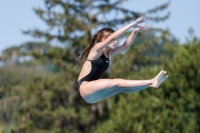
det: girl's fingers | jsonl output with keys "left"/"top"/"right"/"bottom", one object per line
{"left": 142, "top": 25, "right": 148, "bottom": 28}
{"left": 138, "top": 25, "right": 147, "bottom": 30}
{"left": 134, "top": 24, "right": 147, "bottom": 33}
{"left": 137, "top": 17, "right": 145, "bottom": 23}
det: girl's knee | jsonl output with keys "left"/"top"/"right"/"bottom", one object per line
{"left": 113, "top": 78, "right": 125, "bottom": 87}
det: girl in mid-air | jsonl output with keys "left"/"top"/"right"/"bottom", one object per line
{"left": 76, "top": 17, "right": 168, "bottom": 104}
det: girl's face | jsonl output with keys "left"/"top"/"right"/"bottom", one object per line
{"left": 107, "top": 39, "right": 118, "bottom": 50}
{"left": 102, "top": 33, "right": 117, "bottom": 50}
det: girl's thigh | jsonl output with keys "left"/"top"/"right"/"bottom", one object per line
{"left": 80, "top": 78, "right": 124, "bottom": 103}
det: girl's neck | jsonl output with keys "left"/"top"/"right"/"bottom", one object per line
{"left": 103, "top": 47, "right": 110, "bottom": 58}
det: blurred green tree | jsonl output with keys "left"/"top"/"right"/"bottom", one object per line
{"left": 0, "top": 42, "right": 50, "bottom": 132}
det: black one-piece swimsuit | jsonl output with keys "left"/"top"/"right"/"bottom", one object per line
{"left": 78, "top": 54, "right": 109, "bottom": 98}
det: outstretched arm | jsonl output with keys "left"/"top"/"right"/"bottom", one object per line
{"left": 93, "top": 17, "right": 145, "bottom": 52}
{"left": 109, "top": 25, "right": 148, "bottom": 58}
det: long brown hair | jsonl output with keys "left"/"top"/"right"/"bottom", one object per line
{"left": 76, "top": 28, "right": 115, "bottom": 66}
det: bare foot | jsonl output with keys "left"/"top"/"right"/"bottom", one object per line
{"left": 150, "top": 70, "right": 168, "bottom": 88}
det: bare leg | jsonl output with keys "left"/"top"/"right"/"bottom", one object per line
{"left": 80, "top": 70, "right": 168, "bottom": 103}
{"left": 123, "top": 70, "right": 168, "bottom": 93}
{"left": 86, "top": 87, "right": 123, "bottom": 103}
{"left": 88, "top": 84, "right": 150, "bottom": 103}
{"left": 81, "top": 79, "right": 153, "bottom": 103}
{"left": 122, "top": 84, "right": 150, "bottom": 93}
{"left": 89, "top": 73, "right": 168, "bottom": 103}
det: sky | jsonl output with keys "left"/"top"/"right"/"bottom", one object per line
{"left": 0, "top": 0, "right": 200, "bottom": 53}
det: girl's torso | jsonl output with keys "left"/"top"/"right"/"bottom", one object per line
{"left": 78, "top": 52, "right": 110, "bottom": 82}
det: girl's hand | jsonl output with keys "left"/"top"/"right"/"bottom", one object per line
{"left": 132, "top": 17, "right": 145, "bottom": 28}
{"left": 134, "top": 25, "right": 148, "bottom": 33}
{"left": 136, "top": 17, "right": 145, "bottom": 24}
